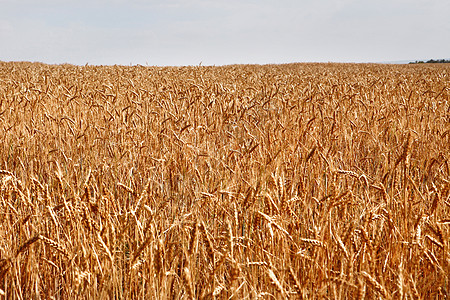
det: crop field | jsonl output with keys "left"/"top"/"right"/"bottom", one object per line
{"left": 0, "top": 61, "right": 449, "bottom": 299}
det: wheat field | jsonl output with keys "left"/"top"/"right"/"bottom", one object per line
{"left": 0, "top": 61, "right": 449, "bottom": 299}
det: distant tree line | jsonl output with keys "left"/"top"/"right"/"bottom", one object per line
{"left": 410, "top": 59, "right": 450, "bottom": 64}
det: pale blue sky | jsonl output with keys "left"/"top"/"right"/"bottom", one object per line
{"left": 1, "top": 0, "right": 449, "bottom": 66}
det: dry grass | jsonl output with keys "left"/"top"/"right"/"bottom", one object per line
{"left": 0, "top": 61, "right": 449, "bottom": 299}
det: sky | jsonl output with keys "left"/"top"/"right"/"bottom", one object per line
{"left": 1, "top": 0, "right": 449, "bottom": 66}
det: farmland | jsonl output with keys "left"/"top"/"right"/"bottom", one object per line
{"left": 0, "top": 61, "right": 449, "bottom": 298}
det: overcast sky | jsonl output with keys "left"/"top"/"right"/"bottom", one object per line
{"left": 1, "top": 0, "right": 449, "bottom": 66}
